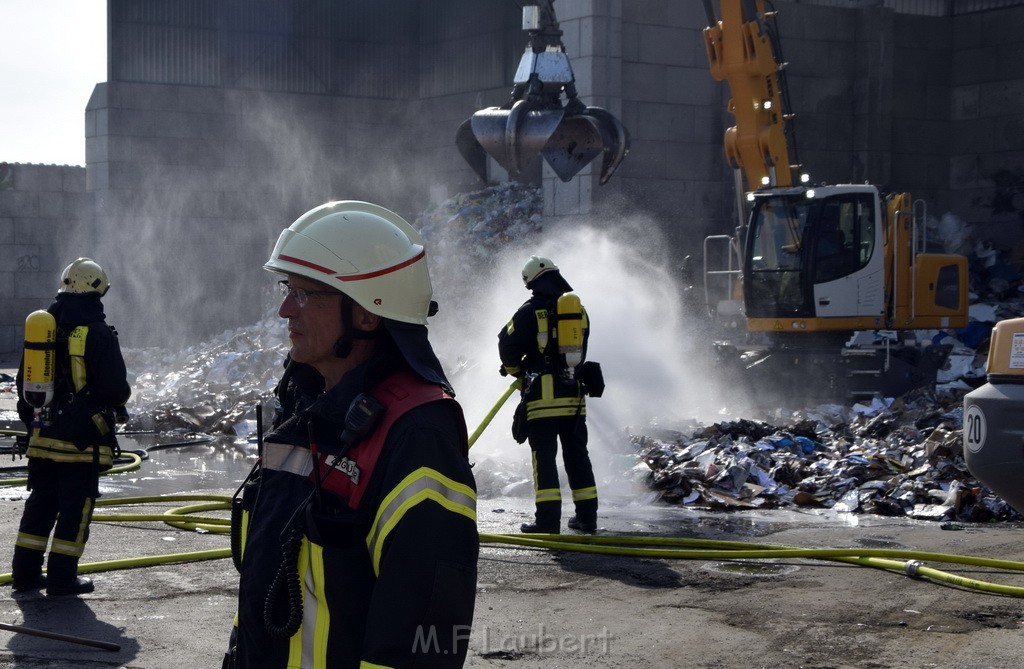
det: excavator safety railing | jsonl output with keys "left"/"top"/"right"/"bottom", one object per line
{"left": 703, "top": 233, "right": 745, "bottom": 324}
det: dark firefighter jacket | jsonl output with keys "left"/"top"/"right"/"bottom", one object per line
{"left": 16, "top": 293, "right": 130, "bottom": 468}
{"left": 234, "top": 353, "right": 478, "bottom": 669}
{"left": 497, "top": 283, "right": 589, "bottom": 421}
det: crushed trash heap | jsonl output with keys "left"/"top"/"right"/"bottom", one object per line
{"left": 632, "top": 387, "right": 1019, "bottom": 523}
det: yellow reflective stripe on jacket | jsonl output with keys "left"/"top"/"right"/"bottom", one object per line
{"left": 291, "top": 538, "right": 334, "bottom": 669}
{"left": 285, "top": 537, "right": 312, "bottom": 668}
{"left": 360, "top": 663, "right": 395, "bottom": 669}
{"left": 307, "top": 541, "right": 330, "bottom": 669}
{"left": 366, "top": 467, "right": 476, "bottom": 576}
{"left": 25, "top": 432, "right": 113, "bottom": 465}
{"left": 68, "top": 325, "right": 88, "bottom": 391}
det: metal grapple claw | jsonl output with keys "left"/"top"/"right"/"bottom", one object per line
{"left": 455, "top": 0, "right": 629, "bottom": 185}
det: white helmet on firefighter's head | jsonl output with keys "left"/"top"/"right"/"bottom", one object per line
{"left": 264, "top": 201, "right": 433, "bottom": 325}
{"left": 522, "top": 255, "right": 558, "bottom": 287}
{"left": 58, "top": 258, "right": 109, "bottom": 296}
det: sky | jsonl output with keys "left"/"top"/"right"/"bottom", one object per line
{"left": 0, "top": 0, "right": 107, "bottom": 166}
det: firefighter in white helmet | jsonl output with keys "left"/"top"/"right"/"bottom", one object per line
{"left": 11, "top": 258, "right": 130, "bottom": 596}
{"left": 498, "top": 255, "right": 599, "bottom": 533}
{"left": 223, "top": 201, "right": 478, "bottom": 668}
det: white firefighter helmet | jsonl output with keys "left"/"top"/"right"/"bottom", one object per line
{"left": 264, "top": 201, "right": 433, "bottom": 325}
{"left": 58, "top": 258, "right": 109, "bottom": 295}
{"left": 522, "top": 255, "right": 558, "bottom": 287}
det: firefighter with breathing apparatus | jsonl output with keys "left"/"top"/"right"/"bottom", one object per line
{"left": 11, "top": 257, "right": 131, "bottom": 596}
{"left": 498, "top": 255, "right": 601, "bottom": 534}
{"left": 223, "top": 201, "right": 478, "bottom": 668}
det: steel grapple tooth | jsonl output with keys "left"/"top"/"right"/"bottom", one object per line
{"left": 456, "top": 118, "right": 489, "bottom": 184}
{"left": 468, "top": 104, "right": 564, "bottom": 179}
{"left": 540, "top": 115, "right": 603, "bottom": 182}
{"left": 583, "top": 106, "right": 631, "bottom": 184}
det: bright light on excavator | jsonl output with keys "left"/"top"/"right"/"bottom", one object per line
{"left": 455, "top": 0, "right": 629, "bottom": 186}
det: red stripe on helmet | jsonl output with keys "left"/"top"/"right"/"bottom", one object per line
{"left": 277, "top": 254, "right": 335, "bottom": 275}
{"left": 336, "top": 249, "right": 425, "bottom": 282}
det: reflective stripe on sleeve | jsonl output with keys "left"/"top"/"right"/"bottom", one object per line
{"left": 366, "top": 467, "right": 476, "bottom": 576}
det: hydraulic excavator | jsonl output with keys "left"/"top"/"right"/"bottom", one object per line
{"left": 456, "top": 0, "right": 967, "bottom": 403}
{"left": 701, "top": 0, "right": 969, "bottom": 403}
{"left": 456, "top": 0, "right": 629, "bottom": 185}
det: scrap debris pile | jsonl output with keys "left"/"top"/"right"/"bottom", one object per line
{"left": 120, "top": 312, "right": 286, "bottom": 435}
{"left": 414, "top": 182, "right": 542, "bottom": 266}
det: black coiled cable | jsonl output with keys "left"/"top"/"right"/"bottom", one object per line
{"left": 263, "top": 527, "right": 305, "bottom": 639}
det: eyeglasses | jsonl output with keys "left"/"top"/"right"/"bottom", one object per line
{"left": 278, "top": 280, "right": 340, "bottom": 308}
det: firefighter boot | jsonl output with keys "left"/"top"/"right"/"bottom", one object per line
{"left": 521, "top": 502, "right": 560, "bottom": 534}
{"left": 11, "top": 545, "right": 46, "bottom": 592}
{"left": 567, "top": 516, "right": 597, "bottom": 533}
{"left": 45, "top": 553, "right": 94, "bottom": 596}
{"left": 568, "top": 498, "right": 598, "bottom": 533}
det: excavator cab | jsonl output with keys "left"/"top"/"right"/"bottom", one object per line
{"left": 456, "top": 0, "right": 629, "bottom": 185}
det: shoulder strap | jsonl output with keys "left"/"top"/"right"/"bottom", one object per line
{"left": 312, "top": 371, "right": 460, "bottom": 510}
{"left": 67, "top": 326, "right": 89, "bottom": 392}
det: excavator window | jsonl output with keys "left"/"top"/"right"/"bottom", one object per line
{"left": 745, "top": 197, "right": 811, "bottom": 317}
{"left": 745, "top": 192, "right": 876, "bottom": 318}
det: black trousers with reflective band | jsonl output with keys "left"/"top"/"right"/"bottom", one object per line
{"left": 527, "top": 415, "right": 597, "bottom": 526}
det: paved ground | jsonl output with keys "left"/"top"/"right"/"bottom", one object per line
{"left": 2, "top": 364, "right": 1024, "bottom": 668}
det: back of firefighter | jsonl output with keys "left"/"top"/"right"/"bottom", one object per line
{"left": 12, "top": 258, "right": 131, "bottom": 596}
{"left": 498, "top": 256, "right": 598, "bottom": 534}
{"left": 224, "top": 201, "right": 478, "bottom": 668}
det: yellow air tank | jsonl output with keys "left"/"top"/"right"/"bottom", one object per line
{"left": 22, "top": 310, "right": 57, "bottom": 410}
{"left": 963, "top": 317, "right": 1024, "bottom": 515}
{"left": 556, "top": 292, "right": 584, "bottom": 373}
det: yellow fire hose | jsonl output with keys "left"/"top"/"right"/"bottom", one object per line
{"left": 2, "top": 387, "right": 1024, "bottom": 600}
{"left": 468, "top": 379, "right": 520, "bottom": 447}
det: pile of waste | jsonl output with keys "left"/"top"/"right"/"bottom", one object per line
{"left": 630, "top": 387, "right": 1020, "bottom": 522}
{"left": 414, "top": 181, "right": 542, "bottom": 265}
{"left": 120, "top": 312, "right": 286, "bottom": 436}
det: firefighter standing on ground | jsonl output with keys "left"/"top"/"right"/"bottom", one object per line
{"left": 224, "top": 201, "right": 478, "bottom": 668}
{"left": 498, "top": 256, "right": 598, "bottom": 534}
{"left": 11, "top": 258, "right": 131, "bottom": 596}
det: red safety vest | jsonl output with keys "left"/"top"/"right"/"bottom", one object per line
{"left": 308, "top": 371, "right": 462, "bottom": 510}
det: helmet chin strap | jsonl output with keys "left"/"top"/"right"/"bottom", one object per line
{"left": 333, "top": 295, "right": 378, "bottom": 358}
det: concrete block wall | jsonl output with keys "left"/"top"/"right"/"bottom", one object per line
{"left": 949, "top": 5, "right": 1024, "bottom": 232}
{"left": 615, "top": 1, "right": 737, "bottom": 253}
{"left": 0, "top": 164, "right": 92, "bottom": 354}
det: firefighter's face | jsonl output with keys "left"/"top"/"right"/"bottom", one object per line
{"left": 278, "top": 275, "right": 344, "bottom": 368}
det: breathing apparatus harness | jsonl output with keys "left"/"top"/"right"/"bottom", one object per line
{"left": 20, "top": 309, "right": 125, "bottom": 462}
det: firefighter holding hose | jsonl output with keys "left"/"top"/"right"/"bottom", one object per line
{"left": 11, "top": 258, "right": 131, "bottom": 596}
{"left": 498, "top": 256, "right": 600, "bottom": 534}
{"left": 224, "top": 201, "right": 478, "bottom": 668}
